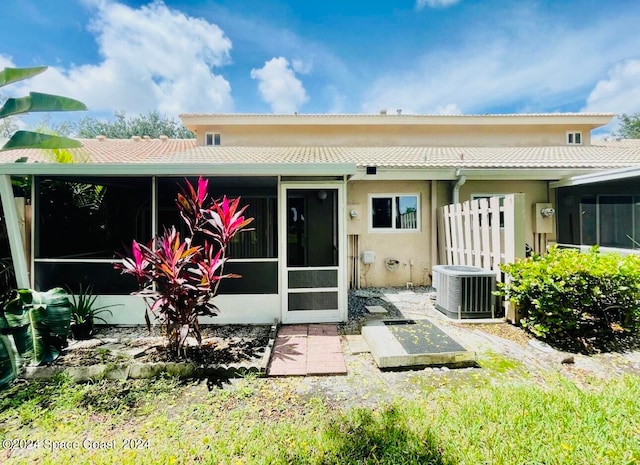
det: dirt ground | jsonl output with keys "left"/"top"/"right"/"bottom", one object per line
{"left": 51, "top": 289, "right": 640, "bottom": 409}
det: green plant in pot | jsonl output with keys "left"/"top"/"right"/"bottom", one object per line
{"left": 68, "top": 285, "right": 118, "bottom": 340}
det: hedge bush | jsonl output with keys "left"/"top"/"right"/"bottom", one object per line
{"left": 498, "top": 246, "right": 640, "bottom": 342}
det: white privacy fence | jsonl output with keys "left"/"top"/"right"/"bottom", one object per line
{"left": 439, "top": 194, "right": 526, "bottom": 283}
{"left": 398, "top": 210, "right": 417, "bottom": 229}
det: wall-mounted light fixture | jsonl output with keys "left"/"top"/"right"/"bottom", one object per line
{"left": 317, "top": 190, "right": 328, "bottom": 202}
{"left": 349, "top": 209, "right": 358, "bottom": 218}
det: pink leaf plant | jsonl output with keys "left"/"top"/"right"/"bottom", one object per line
{"left": 115, "top": 177, "right": 254, "bottom": 354}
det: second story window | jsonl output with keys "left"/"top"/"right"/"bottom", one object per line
{"left": 567, "top": 131, "right": 582, "bottom": 145}
{"left": 205, "top": 133, "right": 221, "bottom": 146}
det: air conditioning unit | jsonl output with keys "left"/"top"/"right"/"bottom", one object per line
{"left": 432, "top": 265, "right": 496, "bottom": 319}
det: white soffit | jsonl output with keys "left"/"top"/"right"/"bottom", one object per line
{"left": 550, "top": 166, "right": 640, "bottom": 188}
{"left": 0, "top": 162, "right": 357, "bottom": 177}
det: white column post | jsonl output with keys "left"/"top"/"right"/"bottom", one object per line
{"left": 0, "top": 175, "right": 30, "bottom": 288}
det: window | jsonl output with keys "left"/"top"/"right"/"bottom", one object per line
{"left": 36, "top": 176, "right": 152, "bottom": 259}
{"left": 156, "top": 176, "right": 278, "bottom": 295}
{"left": 370, "top": 194, "right": 419, "bottom": 231}
{"left": 205, "top": 133, "right": 221, "bottom": 146}
{"left": 580, "top": 195, "right": 640, "bottom": 248}
{"left": 567, "top": 131, "right": 582, "bottom": 145}
{"left": 34, "top": 176, "right": 152, "bottom": 294}
{"left": 157, "top": 176, "right": 278, "bottom": 259}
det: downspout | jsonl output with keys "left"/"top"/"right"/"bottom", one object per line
{"left": 452, "top": 169, "right": 466, "bottom": 205}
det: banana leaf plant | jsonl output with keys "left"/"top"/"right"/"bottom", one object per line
{"left": 0, "top": 66, "right": 87, "bottom": 151}
{"left": 115, "top": 177, "right": 253, "bottom": 355}
{"left": 0, "top": 288, "right": 71, "bottom": 387}
{"left": 0, "top": 311, "right": 18, "bottom": 389}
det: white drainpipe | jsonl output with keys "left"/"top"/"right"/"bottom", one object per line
{"left": 452, "top": 169, "right": 466, "bottom": 204}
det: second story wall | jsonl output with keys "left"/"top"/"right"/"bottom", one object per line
{"left": 194, "top": 123, "right": 596, "bottom": 147}
{"left": 182, "top": 114, "right": 614, "bottom": 148}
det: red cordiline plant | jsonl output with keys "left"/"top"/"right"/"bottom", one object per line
{"left": 115, "top": 177, "right": 253, "bottom": 354}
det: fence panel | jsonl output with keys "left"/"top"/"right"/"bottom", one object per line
{"left": 439, "top": 193, "right": 526, "bottom": 284}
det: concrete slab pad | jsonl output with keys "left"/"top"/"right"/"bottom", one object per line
{"left": 362, "top": 319, "right": 476, "bottom": 369}
{"left": 365, "top": 305, "right": 388, "bottom": 315}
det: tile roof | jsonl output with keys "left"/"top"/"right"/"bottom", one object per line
{"left": 2, "top": 138, "right": 640, "bottom": 170}
{"left": 155, "top": 145, "right": 640, "bottom": 169}
{"left": 591, "top": 138, "right": 640, "bottom": 148}
{"left": 0, "top": 138, "right": 196, "bottom": 164}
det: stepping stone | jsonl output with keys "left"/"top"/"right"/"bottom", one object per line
{"left": 365, "top": 305, "right": 388, "bottom": 315}
{"left": 268, "top": 324, "right": 347, "bottom": 376}
{"left": 346, "top": 335, "right": 370, "bottom": 354}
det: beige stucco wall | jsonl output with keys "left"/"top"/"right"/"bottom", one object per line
{"left": 196, "top": 124, "right": 594, "bottom": 147}
{"left": 458, "top": 180, "right": 555, "bottom": 248}
{"left": 347, "top": 180, "right": 431, "bottom": 288}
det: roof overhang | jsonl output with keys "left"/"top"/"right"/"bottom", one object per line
{"left": 0, "top": 162, "right": 357, "bottom": 177}
{"left": 550, "top": 166, "right": 640, "bottom": 188}
{"left": 180, "top": 113, "right": 615, "bottom": 131}
{"left": 350, "top": 167, "right": 603, "bottom": 181}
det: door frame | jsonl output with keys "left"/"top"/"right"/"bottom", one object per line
{"left": 279, "top": 181, "right": 347, "bottom": 324}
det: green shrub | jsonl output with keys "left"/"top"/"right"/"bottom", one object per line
{"left": 498, "top": 246, "right": 640, "bottom": 341}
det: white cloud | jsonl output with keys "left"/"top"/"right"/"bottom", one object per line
{"left": 435, "top": 104, "right": 461, "bottom": 115}
{"left": 12, "top": 0, "right": 233, "bottom": 116}
{"left": 323, "top": 85, "right": 348, "bottom": 113}
{"left": 250, "top": 57, "right": 308, "bottom": 113}
{"left": 362, "top": 7, "right": 640, "bottom": 115}
{"left": 583, "top": 59, "right": 640, "bottom": 114}
{"left": 416, "top": 0, "right": 460, "bottom": 10}
{"left": 582, "top": 59, "right": 640, "bottom": 136}
{"left": 0, "top": 54, "right": 15, "bottom": 70}
{"left": 291, "top": 59, "right": 313, "bottom": 75}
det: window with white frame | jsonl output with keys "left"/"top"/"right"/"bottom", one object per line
{"left": 370, "top": 194, "right": 419, "bottom": 231}
{"left": 205, "top": 133, "right": 221, "bottom": 146}
{"left": 566, "top": 131, "right": 582, "bottom": 145}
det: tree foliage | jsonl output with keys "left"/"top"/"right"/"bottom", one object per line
{"left": 0, "top": 66, "right": 87, "bottom": 151}
{"left": 618, "top": 113, "right": 640, "bottom": 139}
{"left": 73, "top": 111, "right": 195, "bottom": 139}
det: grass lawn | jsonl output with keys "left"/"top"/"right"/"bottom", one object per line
{"left": 1, "top": 366, "right": 639, "bottom": 465}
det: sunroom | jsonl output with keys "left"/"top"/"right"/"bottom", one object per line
{"left": 552, "top": 166, "right": 640, "bottom": 253}
{"left": 0, "top": 160, "right": 355, "bottom": 326}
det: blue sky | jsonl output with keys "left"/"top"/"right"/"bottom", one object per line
{"left": 2, "top": 0, "right": 640, "bottom": 132}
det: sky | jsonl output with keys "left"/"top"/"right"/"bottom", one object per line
{"left": 1, "top": 0, "right": 640, "bottom": 134}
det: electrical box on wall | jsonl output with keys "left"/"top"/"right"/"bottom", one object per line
{"left": 533, "top": 203, "right": 554, "bottom": 234}
{"left": 361, "top": 250, "right": 375, "bottom": 264}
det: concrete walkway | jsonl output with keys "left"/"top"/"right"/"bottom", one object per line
{"left": 267, "top": 324, "right": 347, "bottom": 376}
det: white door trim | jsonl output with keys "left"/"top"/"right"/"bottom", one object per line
{"left": 279, "top": 181, "right": 347, "bottom": 324}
